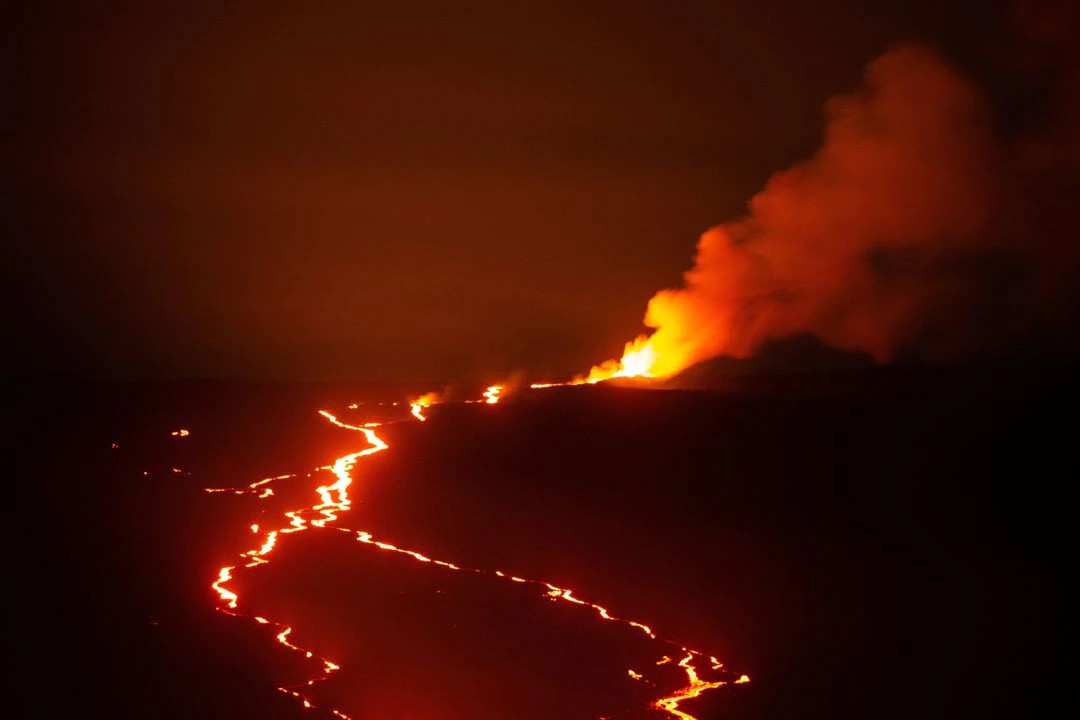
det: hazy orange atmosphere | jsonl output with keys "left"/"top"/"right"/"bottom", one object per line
{"left": 10, "top": 1, "right": 1077, "bottom": 383}
{"left": 9, "top": 2, "right": 1077, "bottom": 719}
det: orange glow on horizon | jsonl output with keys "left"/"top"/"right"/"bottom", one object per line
{"left": 579, "top": 335, "right": 660, "bottom": 383}
{"left": 530, "top": 334, "right": 687, "bottom": 389}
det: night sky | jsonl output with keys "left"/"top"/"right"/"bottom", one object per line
{"left": 6, "top": 1, "right": 1073, "bottom": 382}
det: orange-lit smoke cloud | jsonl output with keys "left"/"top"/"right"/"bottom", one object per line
{"left": 602, "top": 42, "right": 1077, "bottom": 380}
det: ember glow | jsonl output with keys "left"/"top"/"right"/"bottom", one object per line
{"left": 204, "top": 389, "right": 747, "bottom": 717}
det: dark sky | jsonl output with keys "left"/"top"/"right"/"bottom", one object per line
{"left": 5, "top": 1, "right": 1029, "bottom": 381}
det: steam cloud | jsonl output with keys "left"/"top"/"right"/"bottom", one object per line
{"left": 636, "top": 42, "right": 1078, "bottom": 377}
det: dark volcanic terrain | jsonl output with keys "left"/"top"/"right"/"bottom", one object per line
{"left": 14, "top": 365, "right": 1071, "bottom": 718}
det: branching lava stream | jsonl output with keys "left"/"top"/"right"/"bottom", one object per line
{"left": 206, "top": 386, "right": 748, "bottom": 718}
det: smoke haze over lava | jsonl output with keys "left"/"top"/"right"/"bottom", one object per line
{"left": 582, "top": 35, "right": 1079, "bottom": 383}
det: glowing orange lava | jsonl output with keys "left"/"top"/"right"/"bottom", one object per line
{"left": 409, "top": 390, "right": 442, "bottom": 421}
{"left": 652, "top": 652, "right": 750, "bottom": 720}
{"left": 483, "top": 384, "right": 503, "bottom": 404}
{"left": 205, "top": 388, "right": 746, "bottom": 718}
{"left": 530, "top": 335, "right": 665, "bottom": 388}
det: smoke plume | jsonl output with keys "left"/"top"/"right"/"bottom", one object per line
{"left": 614, "top": 42, "right": 1078, "bottom": 380}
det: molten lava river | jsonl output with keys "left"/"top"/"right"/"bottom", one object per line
{"left": 201, "top": 385, "right": 748, "bottom": 719}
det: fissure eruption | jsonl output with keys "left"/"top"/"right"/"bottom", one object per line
{"left": 554, "top": 42, "right": 1078, "bottom": 387}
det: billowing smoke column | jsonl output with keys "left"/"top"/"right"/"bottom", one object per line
{"left": 583, "top": 42, "right": 1078, "bottom": 384}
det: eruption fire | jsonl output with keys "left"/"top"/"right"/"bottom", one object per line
{"left": 530, "top": 336, "right": 662, "bottom": 388}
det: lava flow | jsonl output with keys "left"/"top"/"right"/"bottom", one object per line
{"left": 206, "top": 384, "right": 747, "bottom": 718}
